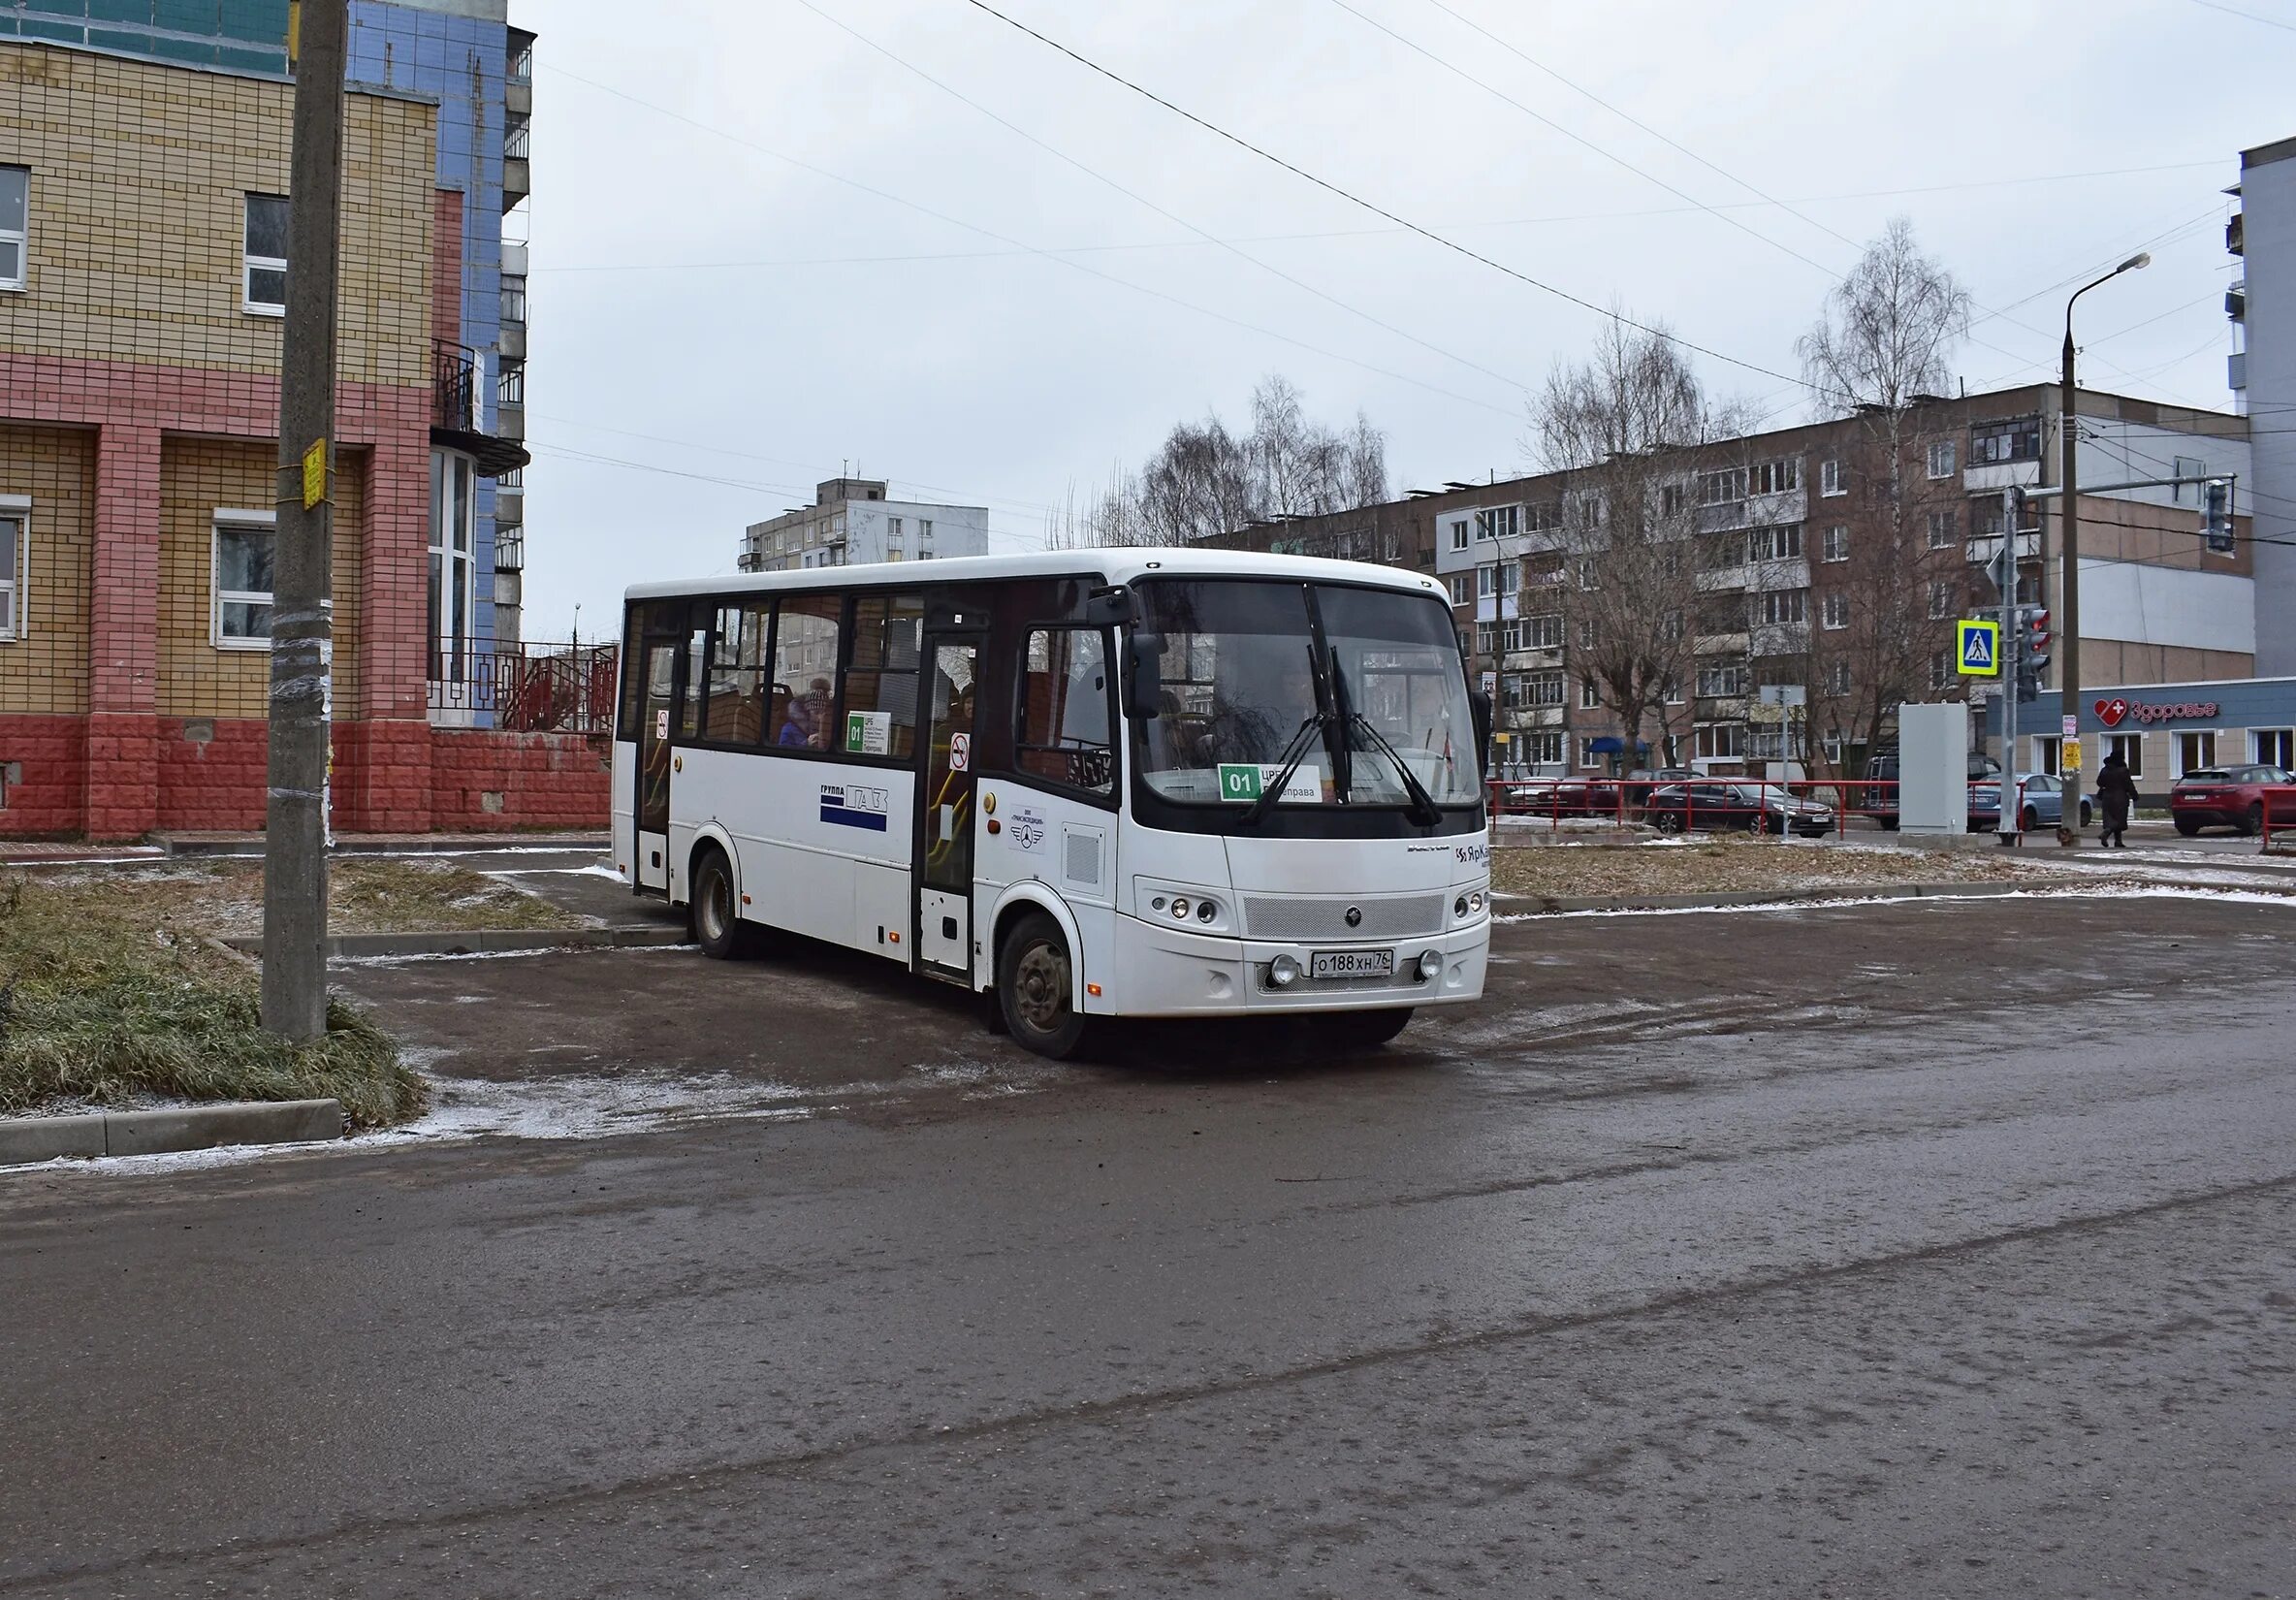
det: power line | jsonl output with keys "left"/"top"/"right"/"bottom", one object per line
{"left": 2186, "top": 0, "right": 2296, "bottom": 32}
{"left": 543, "top": 62, "right": 1521, "bottom": 420}
{"left": 958, "top": 0, "right": 1824, "bottom": 398}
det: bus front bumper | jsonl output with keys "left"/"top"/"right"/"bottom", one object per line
{"left": 1103, "top": 913, "right": 1487, "bottom": 1017}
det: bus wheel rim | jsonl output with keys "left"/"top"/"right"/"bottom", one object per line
{"left": 1014, "top": 943, "right": 1068, "bottom": 1033}
{"left": 701, "top": 870, "right": 727, "bottom": 941}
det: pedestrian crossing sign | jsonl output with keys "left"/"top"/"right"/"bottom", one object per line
{"left": 1957, "top": 620, "right": 2001, "bottom": 676}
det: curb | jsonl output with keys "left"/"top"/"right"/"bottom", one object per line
{"left": 1498, "top": 880, "right": 2042, "bottom": 915}
{"left": 222, "top": 924, "right": 690, "bottom": 959}
{"left": 161, "top": 834, "right": 609, "bottom": 859}
{"left": 0, "top": 1099, "right": 342, "bottom": 1167}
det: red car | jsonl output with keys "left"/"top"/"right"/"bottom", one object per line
{"left": 2169, "top": 764, "right": 2296, "bottom": 837}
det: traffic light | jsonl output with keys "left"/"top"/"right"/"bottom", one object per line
{"left": 2202, "top": 478, "right": 2235, "bottom": 555}
{"left": 2022, "top": 606, "right": 2052, "bottom": 675}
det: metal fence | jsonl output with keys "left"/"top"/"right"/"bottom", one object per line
{"left": 428, "top": 641, "right": 619, "bottom": 735}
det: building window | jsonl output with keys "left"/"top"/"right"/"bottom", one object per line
{"left": 1447, "top": 573, "right": 1470, "bottom": 606}
{"left": 243, "top": 193, "right": 288, "bottom": 315}
{"left": 1821, "top": 592, "right": 1849, "bottom": 629}
{"left": 1927, "top": 580, "right": 1954, "bottom": 619}
{"left": 500, "top": 274, "right": 526, "bottom": 326}
{"left": 2037, "top": 736, "right": 2060, "bottom": 777}
{"left": 0, "top": 502, "right": 23, "bottom": 636}
{"left": 1477, "top": 564, "right": 1497, "bottom": 599}
{"left": 1927, "top": 440, "right": 1957, "bottom": 479}
{"left": 1476, "top": 504, "right": 1519, "bottom": 541}
{"left": 1577, "top": 619, "right": 1598, "bottom": 650}
{"left": 1749, "top": 523, "right": 1803, "bottom": 560}
{"left": 212, "top": 515, "right": 275, "bottom": 647}
{"left": 1826, "top": 660, "right": 1852, "bottom": 696}
{"left": 1578, "top": 735, "right": 1605, "bottom": 767}
{"left": 0, "top": 166, "right": 26, "bottom": 292}
{"left": 1822, "top": 525, "right": 1848, "bottom": 562}
{"left": 1579, "top": 677, "right": 1601, "bottom": 709}
{"left": 1756, "top": 589, "right": 1806, "bottom": 625}
{"left": 1969, "top": 415, "right": 2042, "bottom": 464}
{"left": 1696, "top": 723, "right": 1744, "bottom": 759}
{"left": 428, "top": 451, "right": 477, "bottom": 681}
{"left": 1500, "top": 672, "right": 1525, "bottom": 709}
{"left": 1498, "top": 562, "right": 1518, "bottom": 596}
{"left": 1698, "top": 466, "right": 1747, "bottom": 505}
{"left": 1476, "top": 622, "right": 1498, "bottom": 657}
{"left": 1928, "top": 509, "right": 1957, "bottom": 549}
{"left": 2177, "top": 731, "right": 2216, "bottom": 776}
{"left": 1522, "top": 730, "right": 1563, "bottom": 767}
{"left": 2254, "top": 729, "right": 2293, "bottom": 767}
{"left": 497, "top": 361, "right": 525, "bottom": 407}
{"left": 1751, "top": 457, "right": 1800, "bottom": 496}
{"left": 2106, "top": 733, "right": 2143, "bottom": 776}
{"left": 1661, "top": 484, "right": 1686, "bottom": 516}
{"left": 1698, "top": 662, "right": 1748, "bottom": 698}
{"left": 1450, "top": 518, "right": 1469, "bottom": 552}
{"left": 1702, "top": 531, "right": 1746, "bottom": 571}
{"left": 1523, "top": 613, "right": 1562, "bottom": 651}
{"left": 1820, "top": 458, "right": 1844, "bottom": 496}
{"left": 1929, "top": 652, "right": 1953, "bottom": 691}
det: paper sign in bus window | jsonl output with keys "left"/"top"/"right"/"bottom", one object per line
{"left": 1216, "top": 763, "right": 1324, "bottom": 803}
{"left": 845, "top": 710, "right": 891, "bottom": 755}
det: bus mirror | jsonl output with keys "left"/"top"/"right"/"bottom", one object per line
{"left": 1085, "top": 586, "right": 1134, "bottom": 627}
{"left": 1125, "top": 632, "right": 1165, "bottom": 720}
{"left": 1469, "top": 688, "right": 1493, "bottom": 778}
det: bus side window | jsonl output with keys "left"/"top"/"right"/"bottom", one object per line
{"left": 770, "top": 595, "right": 842, "bottom": 750}
{"left": 845, "top": 593, "right": 923, "bottom": 760}
{"left": 704, "top": 602, "right": 770, "bottom": 744}
{"left": 1016, "top": 628, "right": 1114, "bottom": 796}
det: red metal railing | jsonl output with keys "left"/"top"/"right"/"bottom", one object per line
{"left": 2260, "top": 785, "right": 2296, "bottom": 851}
{"left": 428, "top": 640, "right": 618, "bottom": 734}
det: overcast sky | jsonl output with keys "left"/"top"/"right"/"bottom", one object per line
{"left": 517, "top": 0, "right": 2296, "bottom": 640}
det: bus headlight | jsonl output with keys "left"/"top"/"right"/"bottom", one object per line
{"left": 1417, "top": 949, "right": 1443, "bottom": 981}
{"left": 1170, "top": 897, "right": 1191, "bottom": 919}
{"left": 1196, "top": 899, "right": 1218, "bottom": 923}
{"left": 1454, "top": 894, "right": 1469, "bottom": 917}
{"left": 1269, "top": 954, "right": 1300, "bottom": 987}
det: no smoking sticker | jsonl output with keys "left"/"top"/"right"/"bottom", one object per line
{"left": 949, "top": 732, "right": 971, "bottom": 773}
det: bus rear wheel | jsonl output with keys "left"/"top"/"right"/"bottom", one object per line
{"left": 689, "top": 846, "right": 751, "bottom": 960}
{"left": 998, "top": 912, "right": 1090, "bottom": 1059}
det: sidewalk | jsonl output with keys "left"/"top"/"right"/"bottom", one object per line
{"left": 0, "top": 830, "right": 608, "bottom": 864}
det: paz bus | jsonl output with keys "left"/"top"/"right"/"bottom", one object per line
{"left": 613, "top": 549, "right": 1491, "bottom": 1058}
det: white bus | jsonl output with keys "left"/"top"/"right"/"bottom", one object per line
{"left": 613, "top": 549, "right": 1491, "bottom": 1057}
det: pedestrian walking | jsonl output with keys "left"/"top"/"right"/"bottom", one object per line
{"left": 2096, "top": 751, "right": 2138, "bottom": 848}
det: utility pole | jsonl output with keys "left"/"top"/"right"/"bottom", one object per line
{"left": 1999, "top": 486, "right": 2021, "bottom": 845}
{"left": 262, "top": 0, "right": 345, "bottom": 1040}
{"left": 2055, "top": 250, "right": 2151, "bottom": 844}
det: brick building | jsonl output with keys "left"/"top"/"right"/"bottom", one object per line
{"left": 1212, "top": 382, "right": 2255, "bottom": 779}
{"left": 0, "top": 38, "right": 601, "bottom": 839}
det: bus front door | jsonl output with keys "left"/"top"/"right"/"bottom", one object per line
{"left": 915, "top": 636, "right": 980, "bottom": 980}
{"left": 634, "top": 631, "right": 680, "bottom": 894}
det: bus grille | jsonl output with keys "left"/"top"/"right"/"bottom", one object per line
{"left": 1241, "top": 892, "right": 1446, "bottom": 941}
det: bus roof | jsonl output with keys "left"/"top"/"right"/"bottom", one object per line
{"left": 622, "top": 546, "right": 1446, "bottom": 604}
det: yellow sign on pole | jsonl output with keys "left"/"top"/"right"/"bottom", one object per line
{"left": 2060, "top": 738, "right": 2084, "bottom": 773}
{"left": 301, "top": 437, "right": 326, "bottom": 510}
{"left": 1956, "top": 619, "right": 2000, "bottom": 677}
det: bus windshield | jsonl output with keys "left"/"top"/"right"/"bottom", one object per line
{"left": 1135, "top": 579, "right": 1479, "bottom": 810}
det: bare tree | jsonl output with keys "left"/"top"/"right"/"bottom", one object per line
{"left": 1528, "top": 318, "right": 1743, "bottom": 768}
{"left": 1797, "top": 219, "right": 1975, "bottom": 771}
{"left": 1065, "top": 375, "right": 1391, "bottom": 547}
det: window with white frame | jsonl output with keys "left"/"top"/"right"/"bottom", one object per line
{"left": 1499, "top": 618, "right": 1521, "bottom": 652}
{"left": 243, "top": 193, "right": 288, "bottom": 314}
{"left": 1662, "top": 678, "right": 1684, "bottom": 705}
{"left": 1968, "top": 415, "right": 2041, "bottom": 464}
{"left": 1447, "top": 573, "right": 1470, "bottom": 605}
{"left": 0, "top": 498, "right": 24, "bottom": 637}
{"left": 1579, "top": 677, "right": 1601, "bottom": 709}
{"left": 1928, "top": 508, "right": 1957, "bottom": 549}
{"left": 429, "top": 450, "right": 478, "bottom": 681}
{"left": 2107, "top": 732, "right": 2143, "bottom": 776}
{"left": 1929, "top": 652, "right": 1953, "bottom": 691}
{"left": 919, "top": 518, "right": 933, "bottom": 544}
{"left": 1476, "top": 622, "right": 1497, "bottom": 657}
{"left": 1927, "top": 580, "right": 1954, "bottom": 619}
{"left": 1749, "top": 523, "right": 1803, "bottom": 560}
{"left": 1698, "top": 466, "right": 1747, "bottom": 505}
{"left": 1577, "top": 619, "right": 1598, "bottom": 649}
{"left": 886, "top": 516, "right": 903, "bottom": 548}
{"left": 1696, "top": 723, "right": 1744, "bottom": 759}
{"left": 0, "top": 167, "right": 27, "bottom": 292}
{"left": 1821, "top": 592, "right": 1849, "bottom": 629}
{"left": 2037, "top": 736, "right": 2060, "bottom": 777}
{"left": 1820, "top": 458, "right": 1844, "bottom": 496}
{"left": 2176, "top": 730, "right": 2216, "bottom": 775}
{"left": 1826, "top": 660, "right": 1852, "bottom": 696}
{"left": 1477, "top": 563, "right": 1497, "bottom": 598}
{"left": 1498, "top": 562, "right": 1518, "bottom": 596}
{"left": 1477, "top": 504, "right": 1519, "bottom": 541}
{"left": 1522, "top": 613, "right": 1562, "bottom": 651}
{"left": 1450, "top": 518, "right": 1469, "bottom": 552}
{"left": 212, "top": 514, "right": 275, "bottom": 646}
{"left": 1927, "top": 439, "right": 1957, "bottom": 479}
{"left": 1522, "top": 730, "right": 1563, "bottom": 766}
{"left": 2172, "top": 457, "right": 2207, "bottom": 504}
{"left": 1756, "top": 589, "right": 1806, "bottom": 625}
{"left": 1822, "top": 525, "right": 1848, "bottom": 562}
{"left": 2254, "top": 729, "right": 2294, "bottom": 768}
{"left": 1697, "top": 661, "right": 1747, "bottom": 698}
{"left": 1579, "top": 735, "right": 1605, "bottom": 767}
{"left": 1751, "top": 457, "right": 1800, "bottom": 496}
{"left": 1501, "top": 673, "right": 1526, "bottom": 709}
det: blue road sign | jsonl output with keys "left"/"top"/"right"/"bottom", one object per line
{"left": 1957, "top": 620, "right": 2000, "bottom": 677}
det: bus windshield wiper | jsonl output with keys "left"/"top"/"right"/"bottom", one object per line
{"left": 1345, "top": 713, "right": 1444, "bottom": 826}
{"left": 1240, "top": 712, "right": 1331, "bottom": 826}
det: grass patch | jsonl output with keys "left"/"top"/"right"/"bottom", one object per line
{"left": 1489, "top": 835, "right": 2057, "bottom": 902}
{"left": 0, "top": 873, "right": 424, "bottom": 1128}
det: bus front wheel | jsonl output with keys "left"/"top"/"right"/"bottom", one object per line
{"left": 689, "top": 846, "right": 751, "bottom": 960}
{"left": 998, "top": 912, "right": 1090, "bottom": 1059}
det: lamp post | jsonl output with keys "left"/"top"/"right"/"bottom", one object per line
{"left": 2055, "top": 250, "right": 2149, "bottom": 843}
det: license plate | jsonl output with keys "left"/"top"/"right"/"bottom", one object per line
{"left": 1311, "top": 948, "right": 1393, "bottom": 980}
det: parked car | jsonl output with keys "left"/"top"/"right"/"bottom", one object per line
{"left": 1865, "top": 753, "right": 2000, "bottom": 830}
{"left": 2169, "top": 764, "right": 2296, "bottom": 836}
{"left": 1642, "top": 782, "right": 1836, "bottom": 837}
{"left": 1967, "top": 772, "right": 2093, "bottom": 833}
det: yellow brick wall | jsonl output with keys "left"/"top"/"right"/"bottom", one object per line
{"left": 0, "top": 423, "right": 93, "bottom": 714}
{"left": 156, "top": 436, "right": 365, "bottom": 720}
{"left": 0, "top": 44, "right": 436, "bottom": 388}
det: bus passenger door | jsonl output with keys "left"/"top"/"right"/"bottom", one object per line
{"left": 634, "top": 630, "right": 681, "bottom": 894}
{"left": 914, "top": 636, "right": 980, "bottom": 979}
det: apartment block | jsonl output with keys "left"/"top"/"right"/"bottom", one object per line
{"left": 1214, "top": 383, "right": 2255, "bottom": 778}
{"left": 740, "top": 478, "right": 991, "bottom": 572}
{"left": 2227, "top": 134, "right": 2296, "bottom": 676}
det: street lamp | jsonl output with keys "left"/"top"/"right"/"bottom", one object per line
{"left": 2053, "top": 250, "right": 2149, "bottom": 843}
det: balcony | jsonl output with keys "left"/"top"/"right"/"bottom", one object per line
{"left": 1963, "top": 459, "right": 2041, "bottom": 493}
{"left": 430, "top": 640, "right": 617, "bottom": 734}
{"left": 503, "top": 157, "right": 529, "bottom": 211}
{"left": 494, "top": 531, "right": 524, "bottom": 572}
{"left": 430, "top": 341, "right": 528, "bottom": 474}
{"left": 1694, "top": 630, "right": 1748, "bottom": 655}
{"left": 1965, "top": 532, "right": 2040, "bottom": 565}
{"left": 1695, "top": 565, "right": 1748, "bottom": 592}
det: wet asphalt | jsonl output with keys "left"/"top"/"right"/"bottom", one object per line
{"left": 1, "top": 892, "right": 2293, "bottom": 1597}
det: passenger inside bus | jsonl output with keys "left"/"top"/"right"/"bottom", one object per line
{"left": 776, "top": 676, "right": 833, "bottom": 749}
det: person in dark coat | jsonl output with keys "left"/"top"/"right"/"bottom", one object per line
{"left": 2095, "top": 751, "right": 2138, "bottom": 848}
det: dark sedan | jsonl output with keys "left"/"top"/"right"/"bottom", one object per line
{"left": 2170, "top": 765, "right": 2296, "bottom": 836}
{"left": 1642, "top": 782, "right": 1836, "bottom": 837}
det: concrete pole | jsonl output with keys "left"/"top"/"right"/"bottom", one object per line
{"left": 2056, "top": 324, "right": 2081, "bottom": 846}
{"left": 262, "top": 0, "right": 346, "bottom": 1040}
{"left": 2000, "top": 487, "right": 2021, "bottom": 845}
